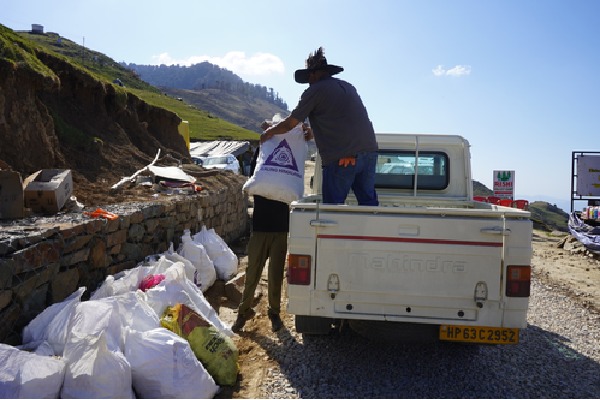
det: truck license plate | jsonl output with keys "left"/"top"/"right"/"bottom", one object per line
{"left": 439, "top": 325, "right": 519, "bottom": 344}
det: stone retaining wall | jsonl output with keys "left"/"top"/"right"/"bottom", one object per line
{"left": 0, "top": 179, "right": 249, "bottom": 345}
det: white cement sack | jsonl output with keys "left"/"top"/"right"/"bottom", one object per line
{"left": 90, "top": 264, "right": 153, "bottom": 299}
{"left": 179, "top": 229, "right": 217, "bottom": 291}
{"left": 193, "top": 225, "right": 238, "bottom": 280}
{"left": 144, "top": 263, "right": 233, "bottom": 337}
{"left": 125, "top": 328, "right": 219, "bottom": 399}
{"left": 61, "top": 332, "right": 134, "bottom": 399}
{"left": 243, "top": 124, "right": 307, "bottom": 203}
{"left": 59, "top": 300, "right": 131, "bottom": 398}
{"left": 0, "top": 343, "right": 66, "bottom": 399}
{"left": 22, "top": 286, "right": 86, "bottom": 356}
{"left": 90, "top": 254, "right": 196, "bottom": 300}
{"left": 97, "top": 292, "right": 161, "bottom": 348}
{"left": 67, "top": 300, "right": 123, "bottom": 352}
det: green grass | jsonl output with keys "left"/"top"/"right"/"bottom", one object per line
{"left": 16, "top": 30, "right": 152, "bottom": 91}
{"left": 11, "top": 27, "right": 258, "bottom": 142}
{"left": 128, "top": 89, "right": 259, "bottom": 141}
{"left": 528, "top": 201, "right": 569, "bottom": 232}
{"left": 0, "top": 25, "right": 57, "bottom": 79}
{"left": 48, "top": 107, "right": 92, "bottom": 149}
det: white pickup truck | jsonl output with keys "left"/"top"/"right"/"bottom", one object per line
{"left": 286, "top": 133, "right": 532, "bottom": 344}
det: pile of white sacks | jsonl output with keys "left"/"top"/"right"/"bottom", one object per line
{"left": 0, "top": 225, "right": 239, "bottom": 399}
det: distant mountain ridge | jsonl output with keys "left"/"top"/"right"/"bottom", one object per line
{"left": 125, "top": 62, "right": 288, "bottom": 132}
{"left": 125, "top": 62, "right": 287, "bottom": 108}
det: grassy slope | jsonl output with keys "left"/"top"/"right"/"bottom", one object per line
{"left": 127, "top": 89, "right": 259, "bottom": 141}
{"left": 529, "top": 201, "right": 569, "bottom": 232}
{"left": 0, "top": 25, "right": 57, "bottom": 79}
{"left": 14, "top": 29, "right": 257, "bottom": 141}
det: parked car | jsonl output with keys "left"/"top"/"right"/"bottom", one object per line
{"left": 197, "top": 154, "right": 240, "bottom": 174}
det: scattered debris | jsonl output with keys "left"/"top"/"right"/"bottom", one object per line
{"left": 111, "top": 150, "right": 161, "bottom": 190}
{"left": 83, "top": 208, "right": 119, "bottom": 220}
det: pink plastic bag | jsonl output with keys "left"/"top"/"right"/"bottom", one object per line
{"left": 139, "top": 274, "right": 166, "bottom": 291}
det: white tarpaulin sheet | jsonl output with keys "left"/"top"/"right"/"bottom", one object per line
{"left": 148, "top": 166, "right": 196, "bottom": 183}
{"left": 190, "top": 141, "right": 250, "bottom": 158}
{"left": 568, "top": 212, "right": 600, "bottom": 253}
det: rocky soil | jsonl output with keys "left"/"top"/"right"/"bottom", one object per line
{"left": 531, "top": 230, "right": 600, "bottom": 313}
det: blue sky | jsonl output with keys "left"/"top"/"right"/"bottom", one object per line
{"left": 4, "top": 0, "right": 600, "bottom": 212}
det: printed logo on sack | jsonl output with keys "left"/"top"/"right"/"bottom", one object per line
{"left": 264, "top": 139, "right": 299, "bottom": 172}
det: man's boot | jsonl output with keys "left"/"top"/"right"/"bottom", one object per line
{"left": 268, "top": 311, "right": 283, "bottom": 332}
{"left": 232, "top": 309, "right": 255, "bottom": 333}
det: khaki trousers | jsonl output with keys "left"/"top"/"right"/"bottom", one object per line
{"left": 238, "top": 231, "right": 288, "bottom": 315}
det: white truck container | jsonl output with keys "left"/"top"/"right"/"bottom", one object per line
{"left": 286, "top": 133, "right": 532, "bottom": 344}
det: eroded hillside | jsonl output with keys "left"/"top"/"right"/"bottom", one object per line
{"left": 0, "top": 26, "right": 189, "bottom": 206}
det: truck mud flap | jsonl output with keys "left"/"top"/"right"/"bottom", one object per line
{"left": 348, "top": 320, "right": 439, "bottom": 343}
{"left": 295, "top": 315, "right": 336, "bottom": 335}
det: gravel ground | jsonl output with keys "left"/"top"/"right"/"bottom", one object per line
{"left": 229, "top": 276, "right": 600, "bottom": 399}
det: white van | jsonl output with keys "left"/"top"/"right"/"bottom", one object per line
{"left": 196, "top": 154, "right": 240, "bottom": 174}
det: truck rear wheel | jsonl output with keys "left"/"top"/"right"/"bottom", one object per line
{"left": 295, "top": 315, "right": 335, "bottom": 335}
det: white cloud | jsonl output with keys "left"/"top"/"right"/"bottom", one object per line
{"left": 432, "top": 64, "right": 472, "bottom": 77}
{"left": 151, "top": 51, "right": 285, "bottom": 77}
{"left": 432, "top": 65, "right": 446, "bottom": 77}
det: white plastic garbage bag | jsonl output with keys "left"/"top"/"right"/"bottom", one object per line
{"left": 90, "top": 254, "right": 196, "bottom": 300}
{"left": 178, "top": 229, "right": 217, "bottom": 291}
{"left": 0, "top": 343, "right": 66, "bottom": 399}
{"left": 144, "top": 263, "right": 233, "bottom": 337}
{"left": 96, "top": 292, "right": 161, "bottom": 349}
{"left": 61, "top": 332, "right": 134, "bottom": 399}
{"left": 242, "top": 123, "right": 307, "bottom": 203}
{"left": 90, "top": 264, "right": 156, "bottom": 300}
{"left": 193, "top": 225, "right": 238, "bottom": 280}
{"left": 125, "top": 328, "right": 219, "bottom": 399}
{"left": 59, "top": 299, "right": 135, "bottom": 398}
{"left": 67, "top": 300, "right": 123, "bottom": 352}
{"left": 22, "top": 286, "right": 86, "bottom": 356}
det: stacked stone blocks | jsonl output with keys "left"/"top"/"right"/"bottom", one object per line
{"left": 0, "top": 181, "right": 248, "bottom": 345}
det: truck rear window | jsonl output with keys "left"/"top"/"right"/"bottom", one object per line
{"left": 375, "top": 151, "right": 449, "bottom": 190}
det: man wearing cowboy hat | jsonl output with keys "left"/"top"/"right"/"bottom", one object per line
{"left": 261, "top": 47, "right": 379, "bottom": 206}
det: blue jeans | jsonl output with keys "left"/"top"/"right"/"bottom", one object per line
{"left": 322, "top": 151, "right": 379, "bottom": 206}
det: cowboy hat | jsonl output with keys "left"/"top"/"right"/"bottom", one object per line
{"left": 294, "top": 47, "right": 344, "bottom": 84}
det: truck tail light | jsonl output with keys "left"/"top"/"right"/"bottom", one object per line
{"left": 288, "top": 254, "right": 311, "bottom": 285}
{"left": 506, "top": 265, "right": 530, "bottom": 297}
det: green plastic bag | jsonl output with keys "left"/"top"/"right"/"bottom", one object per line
{"left": 161, "top": 303, "right": 239, "bottom": 386}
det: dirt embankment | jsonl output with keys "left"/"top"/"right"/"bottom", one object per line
{"left": 531, "top": 230, "right": 600, "bottom": 313}
{"left": 0, "top": 49, "right": 190, "bottom": 208}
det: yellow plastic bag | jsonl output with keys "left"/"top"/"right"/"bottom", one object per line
{"left": 161, "top": 303, "right": 239, "bottom": 386}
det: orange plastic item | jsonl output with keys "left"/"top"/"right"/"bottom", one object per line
{"left": 338, "top": 157, "right": 356, "bottom": 167}
{"left": 84, "top": 208, "right": 119, "bottom": 220}
{"left": 498, "top": 199, "right": 513, "bottom": 207}
{"left": 512, "top": 199, "right": 529, "bottom": 210}
{"left": 487, "top": 196, "right": 501, "bottom": 205}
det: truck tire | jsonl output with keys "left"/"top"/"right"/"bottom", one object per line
{"left": 348, "top": 320, "right": 439, "bottom": 343}
{"left": 295, "top": 315, "right": 335, "bottom": 335}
